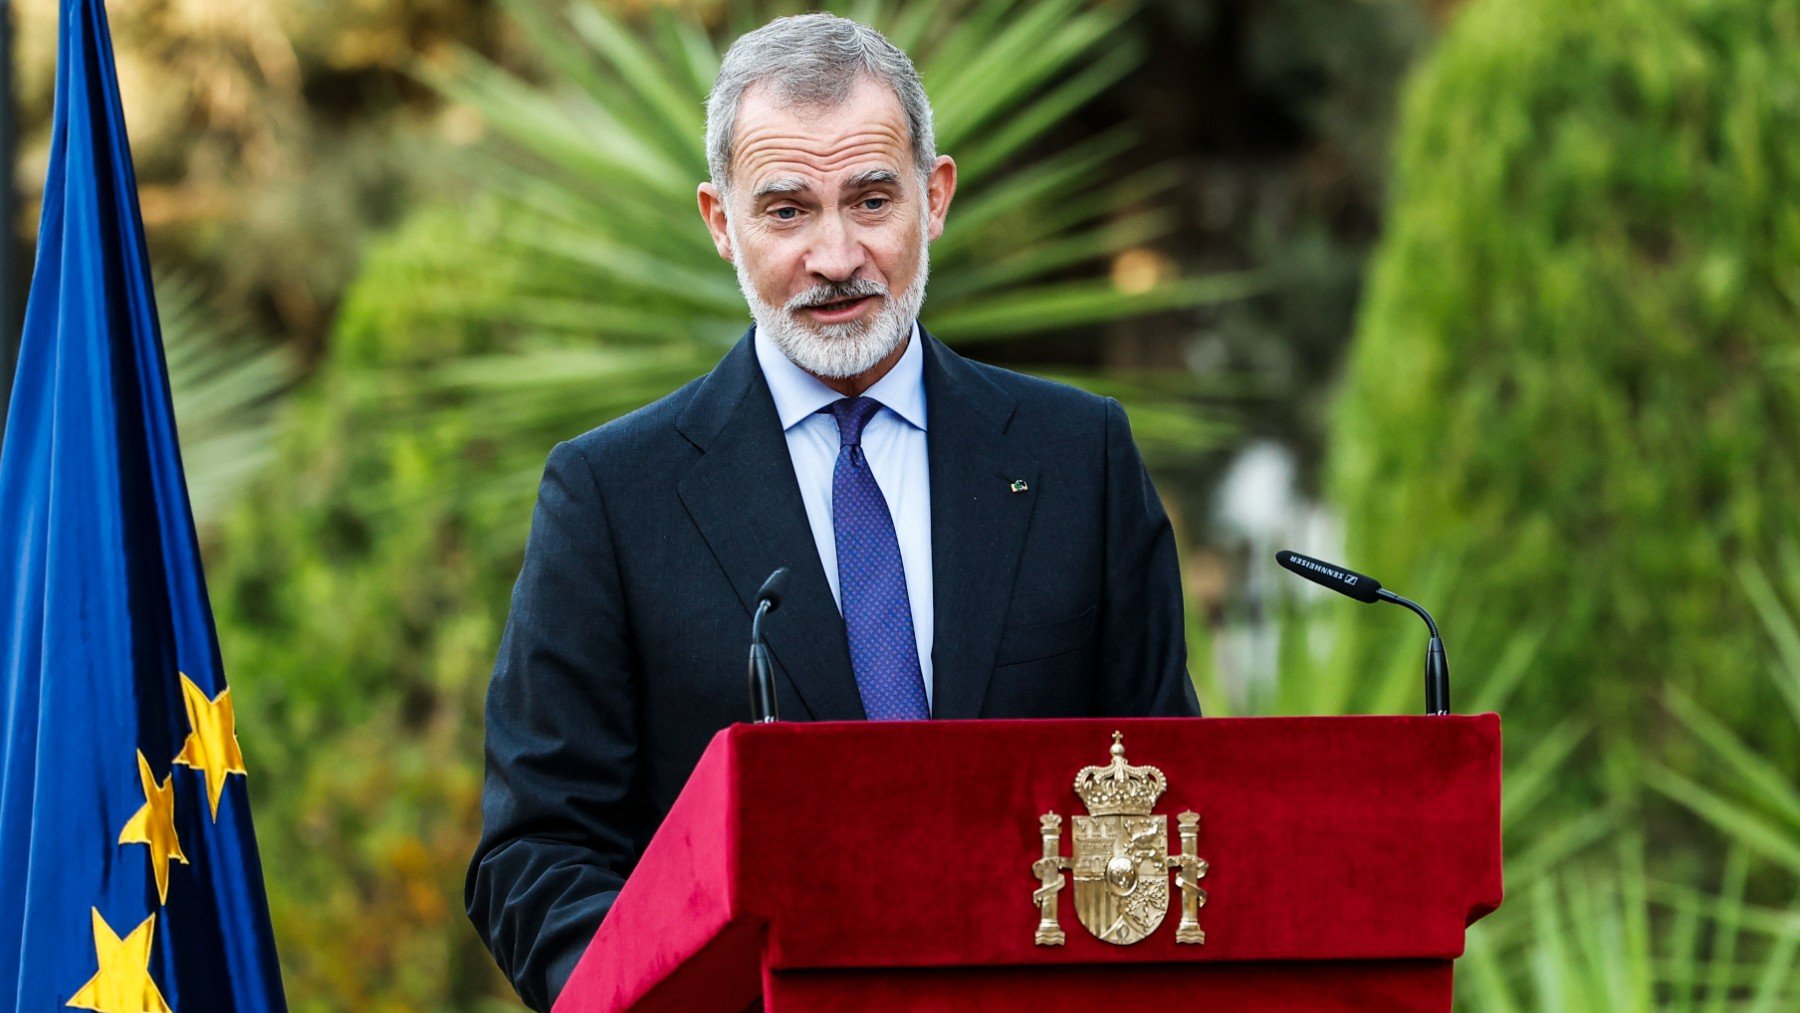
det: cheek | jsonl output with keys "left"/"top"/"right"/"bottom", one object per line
{"left": 740, "top": 237, "right": 805, "bottom": 299}
{"left": 871, "top": 226, "right": 922, "bottom": 287}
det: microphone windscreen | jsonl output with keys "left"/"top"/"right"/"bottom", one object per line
{"left": 1275, "top": 550, "right": 1384, "bottom": 604}
{"left": 756, "top": 566, "right": 791, "bottom": 611}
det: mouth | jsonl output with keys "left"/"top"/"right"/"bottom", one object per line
{"left": 801, "top": 294, "right": 878, "bottom": 324}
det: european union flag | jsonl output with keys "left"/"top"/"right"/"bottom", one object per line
{"left": 0, "top": 1, "right": 287, "bottom": 1009}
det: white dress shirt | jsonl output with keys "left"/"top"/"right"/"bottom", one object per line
{"left": 754, "top": 323, "right": 935, "bottom": 706}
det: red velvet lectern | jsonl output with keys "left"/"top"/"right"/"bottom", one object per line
{"left": 555, "top": 716, "right": 1502, "bottom": 1011}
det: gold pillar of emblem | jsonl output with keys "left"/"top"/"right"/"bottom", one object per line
{"left": 1168, "top": 810, "right": 1208, "bottom": 944}
{"left": 1032, "top": 813, "right": 1070, "bottom": 945}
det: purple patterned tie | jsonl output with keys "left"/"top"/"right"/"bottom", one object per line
{"left": 824, "top": 396, "right": 930, "bottom": 720}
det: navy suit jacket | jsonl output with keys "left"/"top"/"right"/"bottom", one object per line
{"left": 467, "top": 326, "right": 1199, "bottom": 1009}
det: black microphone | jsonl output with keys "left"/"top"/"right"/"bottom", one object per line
{"left": 747, "top": 567, "right": 789, "bottom": 723}
{"left": 1274, "top": 550, "right": 1383, "bottom": 603}
{"left": 1275, "top": 550, "right": 1451, "bottom": 716}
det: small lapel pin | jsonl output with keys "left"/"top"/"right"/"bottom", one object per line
{"left": 1010, "top": 479, "right": 1030, "bottom": 493}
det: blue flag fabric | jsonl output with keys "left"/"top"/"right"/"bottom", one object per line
{"left": 0, "top": 1, "right": 287, "bottom": 1009}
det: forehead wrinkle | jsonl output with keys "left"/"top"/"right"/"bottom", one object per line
{"left": 732, "top": 120, "right": 912, "bottom": 187}
{"left": 735, "top": 119, "right": 909, "bottom": 153}
{"left": 738, "top": 147, "right": 909, "bottom": 198}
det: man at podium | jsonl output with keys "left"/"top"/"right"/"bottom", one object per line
{"left": 467, "top": 12, "right": 1200, "bottom": 1010}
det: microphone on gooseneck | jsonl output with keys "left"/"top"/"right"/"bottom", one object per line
{"left": 748, "top": 567, "right": 790, "bottom": 723}
{"left": 1274, "top": 550, "right": 1451, "bottom": 716}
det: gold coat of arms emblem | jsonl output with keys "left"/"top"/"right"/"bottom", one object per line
{"left": 1031, "top": 732, "right": 1207, "bottom": 946}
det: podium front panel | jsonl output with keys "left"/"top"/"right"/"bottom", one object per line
{"left": 558, "top": 715, "right": 1502, "bottom": 1012}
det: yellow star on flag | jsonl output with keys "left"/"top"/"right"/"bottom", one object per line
{"left": 173, "top": 672, "right": 247, "bottom": 821}
{"left": 66, "top": 908, "right": 172, "bottom": 1013}
{"left": 118, "top": 750, "right": 187, "bottom": 905}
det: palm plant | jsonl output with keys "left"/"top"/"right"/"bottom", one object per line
{"left": 1645, "top": 558, "right": 1800, "bottom": 880}
{"left": 403, "top": 0, "right": 1253, "bottom": 504}
{"left": 159, "top": 273, "right": 289, "bottom": 527}
{"left": 1502, "top": 556, "right": 1800, "bottom": 1011}
{"left": 1460, "top": 839, "right": 1800, "bottom": 1011}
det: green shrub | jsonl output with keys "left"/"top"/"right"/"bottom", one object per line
{"left": 1330, "top": 0, "right": 1800, "bottom": 754}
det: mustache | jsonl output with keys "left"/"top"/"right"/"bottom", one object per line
{"left": 784, "top": 278, "right": 888, "bottom": 313}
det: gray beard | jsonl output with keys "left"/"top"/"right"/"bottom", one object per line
{"left": 728, "top": 218, "right": 930, "bottom": 379}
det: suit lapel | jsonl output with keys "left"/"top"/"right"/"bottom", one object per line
{"left": 676, "top": 330, "right": 865, "bottom": 722}
{"left": 922, "top": 330, "right": 1038, "bottom": 719}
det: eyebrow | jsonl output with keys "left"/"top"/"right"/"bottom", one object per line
{"left": 750, "top": 176, "right": 810, "bottom": 201}
{"left": 845, "top": 169, "right": 901, "bottom": 191}
{"left": 749, "top": 169, "right": 903, "bottom": 203}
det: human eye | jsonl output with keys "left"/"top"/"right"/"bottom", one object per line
{"left": 860, "top": 197, "right": 889, "bottom": 212}
{"left": 770, "top": 206, "right": 801, "bottom": 221}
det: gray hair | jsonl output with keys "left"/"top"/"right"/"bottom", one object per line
{"left": 704, "top": 13, "right": 936, "bottom": 194}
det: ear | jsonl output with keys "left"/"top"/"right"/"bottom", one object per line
{"left": 924, "top": 155, "right": 958, "bottom": 243}
{"left": 697, "top": 182, "right": 733, "bottom": 261}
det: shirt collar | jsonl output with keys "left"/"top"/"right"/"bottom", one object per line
{"left": 754, "top": 321, "right": 927, "bottom": 432}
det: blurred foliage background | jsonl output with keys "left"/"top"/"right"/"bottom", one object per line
{"left": 9, "top": 0, "right": 1800, "bottom": 1007}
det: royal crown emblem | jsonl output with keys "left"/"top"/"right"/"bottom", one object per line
{"left": 1031, "top": 732, "right": 1207, "bottom": 946}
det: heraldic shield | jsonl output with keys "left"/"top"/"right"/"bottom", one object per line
{"left": 1072, "top": 812, "right": 1169, "bottom": 943}
{"left": 1031, "top": 732, "right": 1207, "bottom": 946}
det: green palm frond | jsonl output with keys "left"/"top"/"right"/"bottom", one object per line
{"left": 1645, "top": 559, "right": 1800, "bottom": 878}
{"left": 159, "top": 273, "right": 290, "bottom": 527}
{"left": 1460, "top": 839, "right": 1800, "bottom": 1011}
{"left": 403, "top": 0, "right": 1249, "bottom": 492}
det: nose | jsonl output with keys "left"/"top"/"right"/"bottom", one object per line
{"left": 803, "top": 209, "right": 869, "bottom": 283}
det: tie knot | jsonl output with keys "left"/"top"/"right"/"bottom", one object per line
{"left": 824, "top": 396, "right": 884, "bottom": 447}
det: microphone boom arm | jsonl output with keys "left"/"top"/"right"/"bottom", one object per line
{"left": 1377, "top": 589, "right": 1450, "bottom": 716}
{"left": 747, "top": 567, "right": 790, "bottom": 723}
